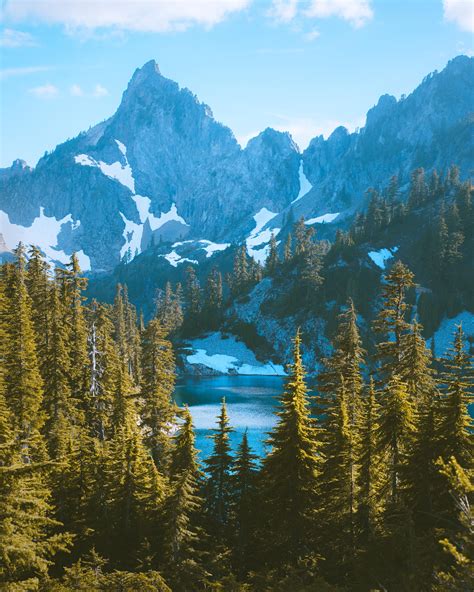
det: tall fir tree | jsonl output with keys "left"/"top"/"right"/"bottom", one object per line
{"left": 162, "top": 407, "right": 206, "bottom": 589}
{"left": 231, "top": 430, "right": 258, "bottom": 576}
{"left": 438, "top": 324, "right": 473, "bottom": 467}
{"left": 204, "top": 399, "right": 234, "bottom": 536}
{"left": 261, "top": 330, "right": 320, "bottom": 563}
{"left": 265, "top": 233, "right": 279, "bottom": 275}
{"left": 4, "top": 244, "right": 45, "bottom": 457}
{"left": 140, "top": 317, "right": 176, "bottom": 473}
{"left": 374, "top": 261, "right": 415, "bottom": 379}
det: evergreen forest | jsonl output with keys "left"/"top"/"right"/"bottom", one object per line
{"left": 0, "top": 232, "right": 472, "bottom": 591}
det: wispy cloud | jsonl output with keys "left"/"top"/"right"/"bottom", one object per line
{"left": 443, "top": 0, "right": 474, "bottom": 33}
{"left": 0, "top": 28, "right": 37, "bottom": 47}
{"left": 69, "top": 83, "right": 109, "bottom": 98}
{"left": 92, "top": 83, "right": 108, "bottom": 97}
{"left": 305, "top": 0, "right": 373, "bottom": 29}
{"left": 28, "top": 83, "right": 59, "bottom": 99}
{"left": 304, "top": 29, "right": 320, "bottom": 41}
{"left": 269, "top": 0, "right": 299, "bottom": 22}
{"left": 2, "top": 0, "right": 252, "bottom": 33}
{"left": 269, "top": 0, "right": 374, "bottom": 28}
{"left": 70, "top": 83, "right": 84, "bottom": 97}
{"left": 0, "top": 65, "right": 51, "bottom": 79}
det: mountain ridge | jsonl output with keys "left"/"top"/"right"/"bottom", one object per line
{"left": 1, "top": 54, "right": 472, "bottom": 273}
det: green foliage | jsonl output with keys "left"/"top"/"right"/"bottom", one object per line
{"left": 1, "top": 235, "right": 473, "bottom": 591}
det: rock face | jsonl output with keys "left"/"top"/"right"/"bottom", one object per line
{"left": 1, "top": 55, "right": 472, "bottom": 273}
{"left": 282, "top": 55, "right": 474, "bottom": 228}
{"left": 0, "top": 60, "right": 300, "bottom": 272}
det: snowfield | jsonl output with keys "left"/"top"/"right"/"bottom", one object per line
{"left": 75, "top": 139, "right": 135, "bottom": 193}
{"left": 305, "top": 212, "right": 340, "bottom": 225}
{"left": 368, "top": 246, "right": 399, "bottom": 269}
{"left": 185, "top": 332, "right": 286, "bottom": 376}
{"left": 0, "top": 208, "right": 91, "bottom": 270}
{"left": 246, "top": 207, "right": 280, "bottom": 265}
{"left": 161, "top": 250, "right": 198, "bottom": 268}
{"left": 292, "top": 159, "right": 312, "bottom": 204}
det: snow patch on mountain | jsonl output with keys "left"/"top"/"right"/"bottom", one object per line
{"left": 305, "top": 212, "right": 340, "bottom": 225}
{"left": 185, "top": 332, "right": 286, "bottom": 375}
{"left": 75, "top": 250, "right": 91, "bottom": 271}
{"left": 161, "top": 250, "right": 198, "bottom": 268}
{"left": 198, "top": 240, "right": 230, "bottom": 258}
{"left": 149, "top": 202, "right": 189, "bottom": 231}
{"left": 132, "top": 195, "right": 152, "bottom": 224}
{"left": 119, "top": 213, "right": 143, "bottom": 260}
{"left": 292, "top": 160, "right": 312, "bottom": 203}
{"left": 0, "top": 207, "right": 89, "bottom": 267}
{"left": 74, "top": 139, "right": 135, "bottom": 192}
{"left": 246, "top": 208, "right": 280, "bottom": 265}
{"left": 368, "top": 246, "right": 399, "bottom": 269}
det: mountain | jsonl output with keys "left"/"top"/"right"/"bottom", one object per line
{"left": 0, "top": 60, "right": 300, "bottom": 272}
{"left": 281, "top": 54, "right": 474, "bottom": 233}
{"left": 1, "top": 56, "right": 472, "bottom": 275}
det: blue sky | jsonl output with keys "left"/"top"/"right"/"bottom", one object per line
{"left": 1, "top": 0, "right": 473, "bottom": 167}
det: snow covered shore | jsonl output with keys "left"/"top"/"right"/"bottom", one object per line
{"left": 183, "top": 332, "right": 286, "bottom": 376}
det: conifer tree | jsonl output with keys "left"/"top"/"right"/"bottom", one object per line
{"left": 319, "top": 300, "right": 365, "bottom": 561}
{"left": 377, "top": 375, "right": 414, "bottom": 505}
{"left": 162, "top": 407, "right": 205, "bottom": 587}
{"left": 140, "top": 317, "right": 176, "bottom": 472}
{"left": 112, "top": 283, "right": 128, "bottom": 363}
{"left": 374, "top": 261, "right": 415, "bottom": 379}
{"left": 0, "top": 456, "right": 72, "bottom": 589}
{"left": 284, "top": 232, "right": 293, "bottom": 262}
{"left": 105, "top": 406, "right": 165, "bottom": 567}
{"left": 261, "top": 330, "right": 320, "bottom": 563}
{"left": 318, "top": 378, "right": 356, "bottom": 580}
{"left": 4, "top": 244, "right": 45, "bottom": 456}
{"left": 156, "top": 282, "right": 177, "bottom": 335}
{"left": 438, "top": 325, "right": 473, "bottom": 467}
{"left": 86, "top": 301, "right": 119, "bottom": 441}
{"left": 43, "top": 282, "right": 76, "bottom": 458}
{"left": 203, "top": 268, "right": 223, "bottom": 329}
{"left": 184, "top": 266, "right": 201, "bottom": 334}
{"left": 434, "top": 456, "right": 474, "bottom": 590}
{"left": 399, "top": 320, "right": 440, "bottom": 534}
{"left": 232, "top": 430, "right": 258, "bottom": 575}
{"left": 204, "top": 399, "right": 234, "bottom": 535}
{"left": 356, "top": 378, "right": 380, "bottom": 544}
{"left": 57, "top": 254, "right": 89, "bottom": 406}
{"left": 265, "top": 233, "right": 279, "bottom": 275}
{"left": 26, "top": 246, "right": 51, "bottom": 378}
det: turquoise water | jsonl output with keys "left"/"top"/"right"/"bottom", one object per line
{"left": 174, "top": 375, "right": 286, "bottom": 459}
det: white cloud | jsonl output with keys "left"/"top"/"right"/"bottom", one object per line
{"left": 305, "top": 0, "right": 373, "bottom": 28}
{"left": 0, "top": 27, "right": 37, "bottom": 47}
{"left": 0, "top": 65, "right": 50, "bottom": 79}
{"left": 305, "top": 28, "right": 320, "bottom": 40}
{"left": 69, "top": 83, "right": 109, "bottom": 98}
{"left": 28, "top": 83, "right": 59, "bottom": 98}
{"left": 269, "top": 0, "right": 373, "bottom": 28}
{"left": 70, "top": 83, "right": 84, "bottom": 96}
{"left": 2, "top": 0, "right": 252, "bottom": 33}
{"left": 92, "top": 83, "right": 108, "bottom": 97}
{"left": 269, "top": 0, "right": 299, "bottom": 22}
{"left": 443, "top": 0, "right": 474, "bottom": 33}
